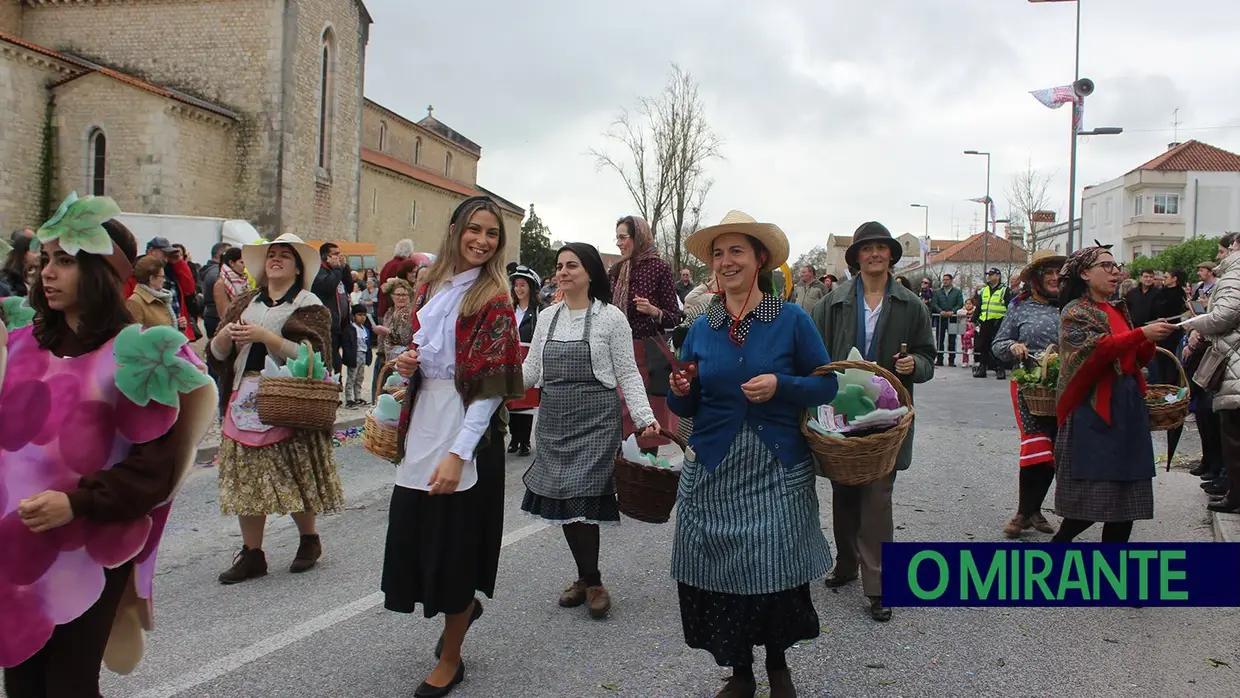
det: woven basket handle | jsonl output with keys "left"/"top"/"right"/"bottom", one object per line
{"left": 1154, "top": 345, "right": 1188, "bottom": 389}
{"left": 625, "top": 427, "right": 688, "bottom": 454}
{"left": 811, "top": 360, "right": 912, "bottom": 409}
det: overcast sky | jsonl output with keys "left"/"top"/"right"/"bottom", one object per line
{"left": 363, "top": 0, "right": 1240, "bottom": 261}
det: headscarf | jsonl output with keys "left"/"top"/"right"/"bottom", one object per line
{"left": 1058, "top": 243, "right": 1112, "bottom": 282}
{"left": 611, "top": 216, "right": 660, "bottom": 315}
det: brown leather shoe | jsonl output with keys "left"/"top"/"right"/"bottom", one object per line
{"left": 715, "top": 674, "right": 757, "bottom": 698}
{"left": 289, "top": 534, "right": 322, "bottom": 573}
{"left": 558, "top": 579, "right": 588, "bottom": 608}
{"left": 868, "top": 595, "right": 892, "bottom": 622}
{"left": 219, "top": 546, "right": 267, "bottom": 584}
{"left": 586, "top": 585, "right": 612, "bottom": 619}
{"left": 1029, "top": 513, "right": 1055, "bottom": 534}
{"left": 823, "top": 570, "right": 857, "bottom": 588}
{"left": 768, "top": 667, "right": 797, "bottom": 697}
{"left": 1003, "top": 515, "right": 1029, "bottom": 538}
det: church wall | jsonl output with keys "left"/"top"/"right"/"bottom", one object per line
{"left": 0, "top": 0, "right": 22, "bottom": 34}
{"left": 0, "top": 46, "right": 67, "bottom": 232}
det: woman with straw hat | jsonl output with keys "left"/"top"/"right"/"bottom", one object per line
{"left": 668, "top": 210, "right": 838, "bottom": 698}
{"left": 991, "top": 249, "right": 1065, "bottom": 538}
{"left": 209, "top": 233, "right": 344, "bottom": 584}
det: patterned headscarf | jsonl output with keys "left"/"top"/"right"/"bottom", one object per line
{"left": 611, "top": 216, "right": 660, "bottom": 314}
{"left": 1058, "top": 243, "right": 1113, "bottom": 282}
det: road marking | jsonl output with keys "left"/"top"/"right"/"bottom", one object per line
{"left": 133, "top": 520, "right": 551, "bottom": 698}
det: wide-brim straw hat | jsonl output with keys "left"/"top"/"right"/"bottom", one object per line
{"left": 1021, "top": 249, "right": 1067, "bottom": 283}
{"left": 684, "top": 210, "right": 789, "bottom": 273}
{"left": 242, "top": 233, "right": 320, "bottom": 291}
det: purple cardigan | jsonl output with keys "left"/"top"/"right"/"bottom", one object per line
{"left": 611, "top": 256, "right": 682, "bottom": 339}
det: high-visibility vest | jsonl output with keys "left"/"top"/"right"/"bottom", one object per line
{"left": 980, "top": 285, "right": 1008, "bottom": 322}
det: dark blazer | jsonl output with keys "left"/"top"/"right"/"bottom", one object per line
{"left": 516, "top": 301, "right": 538, "bottom": 343}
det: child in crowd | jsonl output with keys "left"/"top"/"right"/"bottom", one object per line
{"left": 345, "top": 303, "right": 374, "bottom": 406}
{"left": 959, "top": 298, "right": 975, "bottom": 366}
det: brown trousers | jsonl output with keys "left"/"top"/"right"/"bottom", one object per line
{"left": 830, "top": 473, "right": 896, "bottom": 598}
{"left": 4, "top": 562, "right": 132, "bottom": 698}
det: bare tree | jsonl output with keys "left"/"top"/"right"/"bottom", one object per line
{"left": 1005, "top": 158, "right": 1055, "bottom": 251}
{"left": 792, "top": 245, "right": 832, "bottom": 277}
{"left": 592, "top": 64, "right": 722, "bottom": 270}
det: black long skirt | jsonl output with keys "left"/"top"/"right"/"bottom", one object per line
{"left": 381, "top": 434, "right": 505, "bottom": 618}
{"left": 678, "top": 582, "right": 821, "bottom": 667}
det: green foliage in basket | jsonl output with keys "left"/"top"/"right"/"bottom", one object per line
{"left": 1011, "top": 350, "right": 1059, "bottom": 389}
{"left": 287, "top": 343, "right": 327, "bottom": 380}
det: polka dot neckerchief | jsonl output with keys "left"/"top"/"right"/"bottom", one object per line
{"left": 706, "top": 292, "right": 784, "bottom": 345}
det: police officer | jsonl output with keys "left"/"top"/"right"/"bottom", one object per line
{"left": 971, "top": 267, "right": 1011, "bottom": 379}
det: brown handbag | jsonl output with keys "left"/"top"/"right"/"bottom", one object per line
{"left": 1193, "top": 343, "right": 1230, "bottom": 391}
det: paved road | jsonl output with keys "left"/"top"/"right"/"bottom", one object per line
{"left": 22, "top": 370, "right": 1240, "bottom": 697}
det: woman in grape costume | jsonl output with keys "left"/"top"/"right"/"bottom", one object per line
{"left": 0, "top": 194, "right": 217, "bottom": 696}
{"left": 208, "top": 234, "right": 344, "bottom": 584}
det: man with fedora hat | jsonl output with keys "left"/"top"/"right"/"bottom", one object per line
{"left": 970, "top": 267, "right": 1012, "bottom": 379}
{"left": 810, "top": 221, "right": 935, "bottom": 623}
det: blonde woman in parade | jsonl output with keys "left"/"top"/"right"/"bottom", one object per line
{"left": 382, "top": 196, "right": 523, "bottom": 697}
{"left": 520, "top": 242, "right": 659, "bottom": 620}
{"left": 669, "top": 211, "right": 838, "bottom": 698}
{"left": 209, "top": 234, "right": 344, "bottom": 584}
{"left": 1, "top": 195, "right": 215, "bottom": 695}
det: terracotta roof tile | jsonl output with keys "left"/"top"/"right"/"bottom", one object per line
{"left": 361, "top": 149, "right": 522, "bottom": 214}
{"left": 0, "top": 30, "right": 237, "bottom": 120}
{"left": 928, "top": 231, "right": 1026, "bottom": 264}
{"left": 1130, "top": 140, "right": 1240, "bottom": 174}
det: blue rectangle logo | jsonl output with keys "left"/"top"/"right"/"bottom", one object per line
{"left": 881, "top": 543, "right": 1240, "bottom": 607}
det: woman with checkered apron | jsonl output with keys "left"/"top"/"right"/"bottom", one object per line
{"left": 520, "top": 243, "right": 660, "bottom": 620}
{"left": 1051, "top": 245, "right": 1178, "bottom": 542}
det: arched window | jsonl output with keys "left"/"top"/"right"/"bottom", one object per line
{"left": 445, "top": 152, "right": 452, "bottom": 177}
{"left": 414, "top": 137, "right": 422, "bottom": 164}
{"left": 88, "top": 128, "right": 107, "bottom": 195}
{"left": 317, "top": 28, "right": 336, "bottom": 172}
{"left": 378, "top": 120, "right": 388, "bottom": 152}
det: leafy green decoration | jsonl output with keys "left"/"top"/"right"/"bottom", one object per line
{"left": 113, "top": 324, "right": 211, "bottom": 407}
{"left": 35, "top": 192, "right": 120, "bottom": 256}
{"left": 0, "top": 236, "right": 11, "bottom": 259}
{"left": 0, "top": 297, "right": 34, "bottom": 330}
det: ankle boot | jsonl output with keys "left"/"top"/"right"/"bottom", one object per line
{"left": 290, "top": 534, "right": 322, "bottom": 573}
{"left": 767, "top": 667, "right": 797, "bottom": 698}
{"left": 1003, "top": 514, "right": 1029, "bottom": 538}
{"left": 219, "top": 546, "right": 268, "bottom": 584}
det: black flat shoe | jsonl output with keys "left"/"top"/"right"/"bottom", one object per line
{"left": 868, "top": 596, "right": 892, "bottom": 622}
{"left": 414, "top": 660, "right": 465, "bottom": 698}
{"left": 434, "top": 599, "right": 483, "bottom": 659}
{"left": 507, "top": 441, "right": 520, "bottom": 454}
{"left": 823, "top": 571, "right": 857, "bottom": 589}
{"left": 518, "top": 445, "right": 530, "bottom": 457}
{"left": 1204, "top": 482, "right": 1229, "bottom": 497}
{"left": 1207, "top": 499, "right": 1240, "bottom": 514}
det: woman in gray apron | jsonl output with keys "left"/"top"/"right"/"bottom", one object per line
{"left": 669, "top": 212, "right": 838, "bottom": 698}
{"left": 521, "top": 243, "right": 659, "bottom": 620}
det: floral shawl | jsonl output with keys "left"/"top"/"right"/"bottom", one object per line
{"left": 394, "top": 285, "right": 524, "bottom": 461}
{"left": 1056, "top": 296, "right": 1152, "bottom": 425}
{"left": 611, "top": 216, "right": 660, "bottom": 316}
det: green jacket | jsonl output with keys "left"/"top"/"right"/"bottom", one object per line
{"left": 929, "top": 285, "right": 964, "bottom": 314}
{"left": 809, "top": 275, "right": 936, "bottom": 472}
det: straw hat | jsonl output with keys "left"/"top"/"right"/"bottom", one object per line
{"left": 684, "top": 210, "right": 789, "bottom": 272}
{"left": 1021, "top": 249, "right": 1066, "bottom": 283}
{"left": 242, "top": 233, "right": 320, "bottom": 290}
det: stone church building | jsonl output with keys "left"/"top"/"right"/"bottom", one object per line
{"left": 0, "top": 0, "right": 521, "bottom": 262}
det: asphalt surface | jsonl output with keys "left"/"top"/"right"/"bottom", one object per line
{"left": 16, "top": 369, "right": 1240, "bottom": 697}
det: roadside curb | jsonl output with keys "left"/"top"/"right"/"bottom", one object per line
{"left": 194, "top": 416, "right": 368, "bottom": 463}
{"left": 1212, "top": 510, "right": 1240, "bottom": 542}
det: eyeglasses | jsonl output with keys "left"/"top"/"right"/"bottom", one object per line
{"left": 615, "top": 235, "right": 630, "bottom": 243}
{"left": 1090, "top": 261, "right": 1122, "bottom": 273}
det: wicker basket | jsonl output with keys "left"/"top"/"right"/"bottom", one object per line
{"left": 363, "top": 412, "right": 401, "bottom": 462}
{"left": 1020, "top": 385, "right": 1058, "bottom": 417}
{"left": 613, "top": 428, "right": 686, "bottom": 524}
{"left": 373, "top": 360, "right": 407, "bottom": 402}
{"left": 1147, "top": 346, "right": 1189, "bottom": 432}
{"left": 801, "top": 361, "right": 914, "bottom": 486}
{"left": 255, "top": 342, "right": 342, "bottom": 430}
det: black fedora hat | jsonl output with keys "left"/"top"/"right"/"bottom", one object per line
{"left": 845, "top": 221, "right": 902, "bottom": 269}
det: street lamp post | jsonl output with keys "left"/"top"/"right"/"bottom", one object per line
{"left": 910, "top": 203, "right": 929, "bottom": 266}
{"left": 964, "top": 150, "right": 991, "bottom": 273}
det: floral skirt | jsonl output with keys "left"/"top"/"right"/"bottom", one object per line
{"left": 217, "top": 430, "right": 344, "bottom": 516}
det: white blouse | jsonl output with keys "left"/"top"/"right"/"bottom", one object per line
{"left": 522, "top": 300, "right": 656, "bottom": 428}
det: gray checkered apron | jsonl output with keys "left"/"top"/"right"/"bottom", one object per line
{"left": 522, "top": 305, "right": 622, "bottom": 500}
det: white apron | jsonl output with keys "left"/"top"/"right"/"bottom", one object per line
{"left": 395, "top": 378, "right": 477, "bottom": 492}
